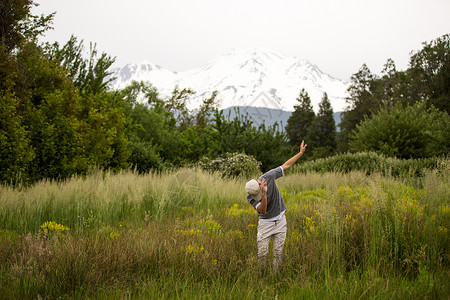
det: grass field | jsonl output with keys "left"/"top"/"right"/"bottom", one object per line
{"left": 0, "top": 163, "right": 449, "bottom": 299}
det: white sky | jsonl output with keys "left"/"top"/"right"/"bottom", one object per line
{"left": 33, "top": 0, "right": 449, "bottom": 80}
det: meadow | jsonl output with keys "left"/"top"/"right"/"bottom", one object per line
{"left": 0, "top": 161, "right": 449, "bottom": 299}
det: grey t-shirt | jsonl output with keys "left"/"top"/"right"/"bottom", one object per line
{"left": 247, "top": 166, "right": 286, "bottom": 220}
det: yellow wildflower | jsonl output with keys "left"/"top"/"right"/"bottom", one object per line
{"left": 303, "top": 216, "right": 316, "bottom": 235}
{"left": 40, "top": 221, "right": 69, "bottom": 235}
{"left": 98, "top": 225, "right": 119, "bottom": 240}
{"left": 227, "top": 203, "right": 255, "bottom": 217}
{"left": 290, "top": 230, "right": 302, "bottom": 243}
{"left": 186, "top": 241, "right": 204, "bottom": 254}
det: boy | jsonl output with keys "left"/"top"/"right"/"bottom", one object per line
{"left": 245, "top": 140, "right": 307, "bottom": 271}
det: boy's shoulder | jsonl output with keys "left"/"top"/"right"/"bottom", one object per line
{"left": 260, "top": 166, "right": 283, "bottom": 181}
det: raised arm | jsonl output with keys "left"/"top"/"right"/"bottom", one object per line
{"left": 256, "top": 178, "right": 268, "bottom": 214}
{"left": 281, "top": 140, "right": 307, "bottom": 171}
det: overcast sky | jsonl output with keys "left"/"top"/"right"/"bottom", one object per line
{"left": 33, "top": 0, "right": 449, "bottom": 80}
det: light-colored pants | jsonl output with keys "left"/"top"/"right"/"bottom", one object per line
{"left": 257, "top": 215, "right": 287, "bottom": 271}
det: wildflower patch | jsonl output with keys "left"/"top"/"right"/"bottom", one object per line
{"left": 40, "top": 221, "right": 69, "bottom": 236}
{"left": 226, "top": 203, "right": 255, "bottom": 217}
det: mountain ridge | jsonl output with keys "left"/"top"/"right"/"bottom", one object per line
{"left": 109, "top": 48, "right": 349, "bottom": 112}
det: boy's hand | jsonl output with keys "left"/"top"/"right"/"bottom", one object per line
{"left": 300, "top": 140, "right": 307, "bottom": 154}
{"left": 258, "top": 178, "right": 267, "bottom": 195}
{"left": 281, "top": 140, "right": 307, "bottom": 171}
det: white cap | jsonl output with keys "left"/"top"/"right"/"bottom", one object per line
{"left": 245, "top": 179, "right": 262, "bottom": 201}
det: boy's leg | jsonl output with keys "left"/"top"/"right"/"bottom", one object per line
{"left": 272, "top": 216, "right": 287, "bottom": 272}
{"left": 257, "top": 235, "right": 271, "bottom": 264}
{"left": 257, "top": 220, "right": 273, "bottom": 265}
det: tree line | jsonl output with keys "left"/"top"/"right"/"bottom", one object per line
{"left": 1, "top": 0, "right": 449, "bottom": 185}
{"left": 286, "top": 34, "right": 449, "bottom": 160}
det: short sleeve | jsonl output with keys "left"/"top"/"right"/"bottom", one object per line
{"left": 261, "top": 166, "right": 284, "bottom": 181}
{"left": 247, "top": 193, "right": 260, "bottom": 210}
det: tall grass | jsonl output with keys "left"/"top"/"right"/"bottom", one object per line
{"left": 0, "top": 164, "right": 448, "bottom": 299}
{"left": 0, "top": 168, "right": 242, "bottom": 233}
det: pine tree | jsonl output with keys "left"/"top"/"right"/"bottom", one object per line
{"left": 408, "top": 34, "right": 450, "bottom": 114}
{"left": 286, "top": 88, "right": 315, "bottom": 146}
{"left": 339, "top": 64, "right": 378, "bottom": 151}
{"left": 308, "top": 92, "right": 336, "bottom": 158}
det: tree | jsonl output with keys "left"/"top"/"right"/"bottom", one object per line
{"left": 213, "top": 108, "right": 254, "bottom": 155}
{"left": 373, "top": 58, "right": 411, "bottom": 107}
{"left": 0, "top": 0, "right": 51, "bottom": 53}
{"left": 195, "top": 91, "right": 220, "bottom": 128}
{"left": 349, "top": 102, "right": 450, "bottom": 159}
{"left": 165, "top": 88, "right": 196, "bottom": 131}
{"left": 408, "top": 34, "right": 450, "bottom": 114}
{"left": 159, "top": 88, "right": 223, "bottom": 164}
{"left": 339, "top": 64, "right": 379, "bottom": 151}
{"left": 78, "top": 92, "right": 130, "bottom": 171}
{"left": 308, "top": 92, "right": 337, "bottom": 158}
{"left": 286, "top": 89, "right": 315, "bottom": 146}
{"left": 213, "top": 109, "right": 290, "bottom": 172}
{"left": 47, "top": 35, "right": 116, "bottom": 95}
{"left": 0, "top": 92, "right": 35, "bottom": 184}
{"left": 0, "top": 0, "right": 130, "bottom": 183}
{"left": 111, "top": 81, "right": 176, "bottom": 171}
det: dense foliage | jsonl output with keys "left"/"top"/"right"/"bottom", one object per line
{"left": 285, "top": 88, "right": 315, "bottom": 147}
{"left": 339, "top": 34, "right": 450, "bottom": 152}
{"left": 0, "top": 0, "right": 293, "bottom": 184}
{"left": 1, "top": 0, "right": 449, "bottom": 185}
{"left": 306, "top": 92, "right": 337, "bottom": 159}
{"left": 350, "top": 102, "right": 450, "bottom": 158}
{"left": 0, "top": 2, "right": 129, "bottom": 184}
{"left": 292, "top": 151, "right": 444, "bottom": 177}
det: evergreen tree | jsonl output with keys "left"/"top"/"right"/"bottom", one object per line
{"left": 286, "top": 88, "right": 315, "bottom": 146}
{"left": 339, "top": 64, "right": 379, "bottom": 151}
{"left": 308, "top": 92, "right": 336, "bottom": 158}
{"left": 213, "top": 109, "right": 290, "bottom": 172}
{"left": 373, "top": 58, "right": 416, "bottom": 107}
{"left": 408, "top": 34, "right": 450, "bottom": 114}
{"left": 340, "top": 34, "right": 450, "bottom": 154}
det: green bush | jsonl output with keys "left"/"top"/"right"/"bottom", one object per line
{"left": 198, "top": 152, "right": 261, "bottom": 178}
{"left": 350, "top": 102, "right": 450, "bottom": 159}
{"left": 292, "top": 151, "right": 443, "bottom": 177}
{"left": 128, "top": 140, "right": 163, "bottom": 173}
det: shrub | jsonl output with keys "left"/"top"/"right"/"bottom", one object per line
{"left": 128, "top": 140, "right": 163, "bottom": 172}
{"left": 292, "top": 151, "right": 443, "bottom": 177}
{"left": 349, "top": 102, "right": 450, "bottom": 159}
{"left": 198, "top": 152, "right": 261, "bottom": 178}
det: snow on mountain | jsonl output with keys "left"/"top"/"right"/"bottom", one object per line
{"left": 109, "top": 48, "right": 349, "bottom": 112}
{"left": 110, "top": 61, "right": 177, "bottom": 97}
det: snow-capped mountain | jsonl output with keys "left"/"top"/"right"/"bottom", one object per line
{"left": 109, "top": 48, "right": 349, "bottom": 112}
